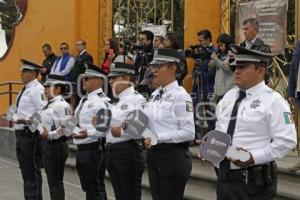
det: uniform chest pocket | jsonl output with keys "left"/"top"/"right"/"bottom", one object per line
{"left": 83, "top": 103, "right": 97, "bottom": 113}
{"left": 21, "top": 93, "right": 31, "bottom": 103}
{"left": 240, "top": 106, "right": 265, "bottom": 122}
{"left": 159, "top": 100, "right": 175, "bottom": 118}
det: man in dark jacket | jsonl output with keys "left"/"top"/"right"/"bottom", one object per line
{"left": 287, "top": 41, "right": 300, "bottom": 172}
{"left": 40, "top": 44, "right": 57, "bottom": 83}
{"left": 70, "top": 39, "right": 94, "bottom": 83}
{"left": 240, "top": 18, "right": 271, "bottom": 53}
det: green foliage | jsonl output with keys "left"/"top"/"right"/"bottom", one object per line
{"left": 0, "top": 0, "right": 19, "bottom": 44}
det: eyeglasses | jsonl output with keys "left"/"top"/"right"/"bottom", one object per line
{"left": 60, "top": 47, "right": 68, "bottom": 50}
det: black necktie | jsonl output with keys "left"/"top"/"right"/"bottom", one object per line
{"left": 16, "top": 86, "right": 26, "bottom": 108}
{"left": 219, "top": 90, "right": 246, "bottom": 172}
{"left": 42, "top": 101, "right": 53, "bottom": 111}
{"left": 159, "top": 89, "right": 164, "bottom": 99}
{"left": 75, "top": 96, "right": 88, "bottom": 123}
{"left": 153, "top": 90, "right": 164, "bottom": 102}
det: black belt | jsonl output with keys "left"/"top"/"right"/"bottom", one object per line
{"left": 150, "top": 142, "right": 189, "bottom": 151}
{"left": 216, "top": 162, "right": 276, "bottom": 184}
{"left": 106, "top": 139, "right": 144, "bottom": 150}
{"left": 77, "top": 141, "right": 99, "bottom": 151}
{"left": 46, "top": 136, "right": 67, "bottom": 144}
{"left": 15, "top": 127, "right": 36, "bottom": 138}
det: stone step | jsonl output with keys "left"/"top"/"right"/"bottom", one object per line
{"left": 67, "top": 144, "right": 300, "bottom": 200}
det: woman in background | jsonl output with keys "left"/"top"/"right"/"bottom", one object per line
{"left": 102, "top": 39, "right": 118, "bottom": 74}
{"left": 210, "top": 33, "right": 235, "bottom": 102}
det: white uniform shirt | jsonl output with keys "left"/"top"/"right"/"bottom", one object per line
{"left": 215, "top": 81, "right": 297, "bottom": 168}
{"left": 106, "top": 86, "right": 146, "bottom": 144}
{"left": 143, "top": 81, "right": 195, "bottom": 143}
{"left": 14, "top": 79, "right": 46, "bottom": 130}
{"left": 73, "top": 88, "right": 110, "bottom": 145}
{"left": 40, "top": 95, "right": 71, "bottom": 139}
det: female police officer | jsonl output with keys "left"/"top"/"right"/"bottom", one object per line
{"left": 106, "top": 62, "right": 146, "bottom": 200}
{"left": 39, "top": 75, "right": 71, "bottom": 200}
{"left": 143, "top": 48, "right": 195, "bottom": 199}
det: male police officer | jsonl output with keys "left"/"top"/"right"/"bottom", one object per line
{"left": 14, "top": 59, "right": 46, "bottom": 200}
{"left": 73, "top": 63, "right": 110, "bottom": 200}
{"left": 214, "top": 46, "right": 297, "bottom": 200}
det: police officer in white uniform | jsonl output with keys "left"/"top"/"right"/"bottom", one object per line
{"left": 39, "top": 75, "right": 71, "bottom": 200}
{"left": 73, "top": 63, "right": 110, "bottom": 200}
{"left": 106, "top": 62, "right": 146, "bottom": 200}
{"left": 143, "top": 49, "right": 195, "bottom": 199}
{"left": 13, "top": 59, "right": 46, "bottom": 200}
{"left": 214, "top": 46, "right": 297, "bottom": 200}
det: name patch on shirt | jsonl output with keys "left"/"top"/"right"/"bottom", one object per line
{"left": 283, "top": 112, "right": 294, "bottom": 124}
{"left": 186, "top": 101, "right": 193, "bottom": 112}
{"left": 65, "top": 108, "right": 71, "bottom": 115}
{"left": 121, "top": 103, "right": 128, "bottom": 110}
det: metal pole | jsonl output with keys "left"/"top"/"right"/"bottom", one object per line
{"left": 9, "top": 83, "right": 12, "bottom": 106}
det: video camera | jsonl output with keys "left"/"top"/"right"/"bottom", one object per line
{"left": 185, "top": 44, "right": 214, "bottom": 60}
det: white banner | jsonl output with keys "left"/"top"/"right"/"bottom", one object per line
{"left": 236, "top": 0, "right": 288, "bottom": 55}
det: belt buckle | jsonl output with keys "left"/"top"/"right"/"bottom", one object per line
{"left": 242, "top": 170, "right": 248, "bottom": 184}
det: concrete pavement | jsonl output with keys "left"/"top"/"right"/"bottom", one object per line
{"left": 0, "top": 156, "right": 115, "bottom": 200}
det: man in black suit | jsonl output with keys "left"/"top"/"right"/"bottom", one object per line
{"left": 287, "top": 41, "right": 300, "bottom": 172}
{"left": 40, "top": 44, "right": 57, "bottom": 83}
{"left": 70, "top": 39, "right": 94, "bottom": 106}
{"left": 71, "top": 39, "right": 94, "bottom": 83}
{"left": 240, "top": 18, "right": 270, "bottom": 53}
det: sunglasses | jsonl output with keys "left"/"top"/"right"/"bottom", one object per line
{"left": 60, "top": 47, "right": 68, "bottom": 50}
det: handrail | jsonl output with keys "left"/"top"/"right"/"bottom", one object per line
{"left": 0, "top": 81, "right": 23, "bottom": 106}
{"left": 0, "top": 81, "right": 23, "bottom": 86}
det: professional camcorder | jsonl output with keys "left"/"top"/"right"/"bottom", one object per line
{"left": 185, "top": 44, "right": 214, "bottom": 60}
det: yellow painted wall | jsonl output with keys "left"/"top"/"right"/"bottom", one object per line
{"left": 0, "top": 0, "right": 101, "bottom": 113}
{"left": 183, "top": 0, "right": 221, "bottom": 92}
{"left": 0, "top": 0, "right": 222, "bottom": 113}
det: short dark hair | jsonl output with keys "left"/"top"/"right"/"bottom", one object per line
{"left": 243, "top": 18, "right": 259, "bottom": 31}
{"left": 77, "top": 39, "right": 87, "bottom": 46}
{"left": 141, "top": 30, "right": 154, "bottom": 42}
{"left": 197, "top": 29, "right": 212, "bottom": 41}
{"left": 42, "top": 43, "right": 52, "bottom": 50}
{"left": 165, "top": 32, "right": 181, "bottom": 50}
{"left": 217, "top": 33, "right": 235, "bottom": 53}
{"left": 60, "top": 42, "right": 69, "bottom": 48}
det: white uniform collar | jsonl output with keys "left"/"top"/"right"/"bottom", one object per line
{"left": 119, "top": 86, "right": 134, "bottom": 99}
{"left": 87, "top": 88, "right": 103, "bottom": 98}
{"left": 26, "top": 78, "right": 39, "bottom": 89}
{"left": 243, "top": 81, "right": 265, "bottom": 98}
{"left": 162, "top": 81, "right": 178, "bottom": 93}
{"left": 79, "top": 49, "right": 87, "bottom": 56}
{"left": 245, "top": 35, "right": 258, "bottom": 47}
{"left": 49, "top": 95, "right": 62, "bottom": 103}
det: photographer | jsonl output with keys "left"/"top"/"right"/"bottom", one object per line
{"left": 186, "top": 29, "right": 216, "bottom": 138}
{"left": 134, "top": 30, "right": 155, "bottom": 99}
